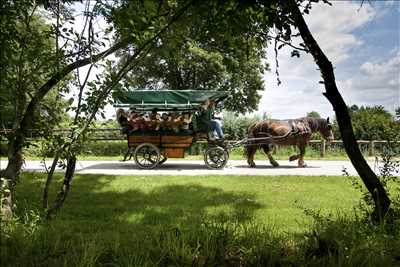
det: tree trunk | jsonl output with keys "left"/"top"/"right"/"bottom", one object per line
{"left": 289, "top": 1, "right": 390, "bottom": 218}
{"left": 43, "top": 153, "right": 60, "bottom": 209}
{"left": 46, "top": 155, "right": 76, "bottom": 220}
{"left": 0, "top": 137, "right": 24, "bottom": 220}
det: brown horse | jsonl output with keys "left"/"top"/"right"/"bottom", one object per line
{"left": 244, "top": 117, "right": 334, "bottom": 167}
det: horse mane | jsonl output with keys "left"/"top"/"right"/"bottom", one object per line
{"left": 297, "top": 117, "right": 327, "bottom": 132}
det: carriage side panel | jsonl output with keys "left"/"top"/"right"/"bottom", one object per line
{"left": 128, "top": 135, "right": 161, "bottom": 147}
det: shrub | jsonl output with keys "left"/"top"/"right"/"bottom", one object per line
{"left": 222, "top": 112, "right": 260, "bottom": 140}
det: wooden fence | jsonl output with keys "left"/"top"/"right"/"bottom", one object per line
{"left": 1, "top": 128, "right": 399, "bottom": 157}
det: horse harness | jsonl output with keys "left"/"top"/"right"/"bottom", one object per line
{"left": 287, "top": 119, "right": 312, "bottom": 136}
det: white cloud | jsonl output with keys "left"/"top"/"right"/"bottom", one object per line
{"left": 305, "top": 2, "right": 375, "bottom": 64}
{"left": 258, "top": 1, "right": 399, "bottom": 119}
{"left": 339, "top": 49, "right": 400, "bottom": 111}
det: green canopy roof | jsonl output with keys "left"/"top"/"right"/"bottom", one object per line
{"left": 113, "top": 90, "right": 229, "bottom": 110}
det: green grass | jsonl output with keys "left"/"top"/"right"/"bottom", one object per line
{"left": 2, "top": 173, "right": 399, "bottom": 266}
{"left": 14, "top": 173, "right": 361, "bottom": 233}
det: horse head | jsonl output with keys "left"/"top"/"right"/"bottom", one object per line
{"left": 319, "top": 117, "right": 334, "bottom": 142}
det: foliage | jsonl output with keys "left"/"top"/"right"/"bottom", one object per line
{"left": 222, "top": 112, "right": 260, "bottom": 140}
{"left": 332, "top": 105, "right": 400, "bottom": 140}
{"left": 113, "top": 2, "right": 269, "bottom": 113}
{"left": 347, "top": 142, "right": 400, "bottom": 222}
{"left": 0, "top": 2, "right": 69, "bottom": 138}
{"left": 306, "top": 111, "right": 321, "bottom": 118}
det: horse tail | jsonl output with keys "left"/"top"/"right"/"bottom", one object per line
{"left": 243, "top": 122, "right": 258, "bottom": 159}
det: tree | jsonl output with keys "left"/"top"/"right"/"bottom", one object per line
{"left": 0, "top": 14, "right": 69, "bottom": 138}
{"left": 114, "top": 1, "right": 268, "bottom": 113}
{"left": 42, "top": 1, "right": 195, "bottom": 219}
{"left": 286, "top": 0, "right": 391, "bottom": 218}
{"left": 331, "top": 106, "right": 399, "bottom": 140}
{"left": 0, "top": 0, "right": 186, "bottom": 219}
{"left": 306, "top": 111, "right": 321, "bottom": 118}
{"left": 351, "top": 106, "right": 396, "bottom": 140}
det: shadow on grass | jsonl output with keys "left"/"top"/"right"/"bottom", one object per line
{"left": 7, "top": 173, "right": 400, "bottom": 267}
{"left": 79, "top": 162, "right": 214, "bottom": 171}
{"left": 235, "top": 164, "right": 319, "bottom": 169}
{"left": 14, "top": 173, "right": 263, "bottom": 233}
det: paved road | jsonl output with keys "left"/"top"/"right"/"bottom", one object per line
{"left": 0, "top": 159, "right": 381, "bottom": 176}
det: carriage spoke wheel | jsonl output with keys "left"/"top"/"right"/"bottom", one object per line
{"left": 134, "top": 143, "right": 160, "bottom": 169}
{"left": 204, "top": 146, "right": 229, "bottom": 169}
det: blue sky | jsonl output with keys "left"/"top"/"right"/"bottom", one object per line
{"left": 70, "top": 1, "right": 399, "bottom": 120}
{"left": 258, "top": 0, "right": 399, "bottom": 119}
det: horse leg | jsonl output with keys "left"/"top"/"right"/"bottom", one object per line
{"left": 246, "top": 146, "right": 257, "bottom": 167}
{"left": 298, "top": 143, "right": 307, "bottom": 167}
{"left": 262, "top": 145, "right": 279, "bottom": 167}
{"left": 289, "top": 154, "right": 300, "bottom": 162}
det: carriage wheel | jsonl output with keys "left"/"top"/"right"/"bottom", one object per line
{"left": 204, "top": 146, "right": 229, "bottom": 169}
{"left": 134, "top": 143, "right": 160, "bottom": 169}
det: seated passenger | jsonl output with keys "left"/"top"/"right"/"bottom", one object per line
{"left": 142, "top": 113, "right": 152, "bottom": 130}
{"left": 161, "top": 113, "right": 170, "bottom": 131}
{"left": 197, "top": 99, "right": 214, "bottom": 140}
{"left": 128, "top": 108, "right": 144, "bottom": 131}
{"left": 170, "top": 108, "right": 183, "bottom": 133}
{"left": 149, "top": 108, "right": 161, "bottom": 131}
{"left": 181, "top": 112, "right": 193, "bottom": 132}
{"left": 116, "top": 108, "right": 130, "bottom": 129}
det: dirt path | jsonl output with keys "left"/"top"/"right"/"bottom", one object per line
{"left": 3, "top": 159, "right": 381, "bottom": 176}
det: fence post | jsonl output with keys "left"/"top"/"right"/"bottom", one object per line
{"left": 368, "top": 140, "right": 375, "bottom": 157}
{"left": 320, "top": 140, "right": 326, "bottom": 158}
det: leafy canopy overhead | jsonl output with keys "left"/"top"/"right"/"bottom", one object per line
{"left": 107, "top": 1, "right": 274, "bottom": 113}
{"left": 0, "top": 2, "right": 68, "bottom": 135}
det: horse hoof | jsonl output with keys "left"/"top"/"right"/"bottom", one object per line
{"left": 248, "top": 163, "right": 256, "bottom": 168}
{"left": 289, "top": 155, "right": 297, "bottom": 162}
{"left": 298, "top": 164, "right": 307, "bottom": 168}
{"left": 271, "top": 162, "right": 279, "bottom": 167}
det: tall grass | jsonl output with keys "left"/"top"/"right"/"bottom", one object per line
{"left": 1, "top": 173, "right": 400, "bottom": 266}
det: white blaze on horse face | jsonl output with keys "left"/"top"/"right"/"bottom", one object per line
{"left": 326, "top": 129, "right": 334, "bottom": 142}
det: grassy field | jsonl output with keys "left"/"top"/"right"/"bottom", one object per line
{"left": 2, "top": 172, "right": 399, "bottom": 266}
{"left": 15, "top": 173, "right": 361, "bottom": 232}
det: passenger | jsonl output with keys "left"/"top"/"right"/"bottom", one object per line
{"left": 128, "top": 108, "right": 140, "bottom": 131}
{"left": 181, "top": 112, "right": 193, "bottom": 132}
{"left": 116, "top": 108, "right": 130, "bottom": 129}
{"left": 142, "top": 113, "right": 151, "bottom": 130}
{"left": 161, "top": 113, "right": 170, "bottom": 131}
{"left": 128, "top": 108, "right": 141, "bottom": 131}
{"left": 149, "top": 108, "right": 161, "bottom": 131}
{"left": 170, "top": 108, "right": 183, "bottom": 133}
{"left": 197, "top": 99, "right": 214, "bottom": 140}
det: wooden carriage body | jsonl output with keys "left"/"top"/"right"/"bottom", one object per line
{"left": 128, "top": 133, "right": 193, "bottom": 158}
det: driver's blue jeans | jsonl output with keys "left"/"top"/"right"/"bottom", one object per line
{"left": 211, "top": 120, "right": 223, "bottom": 138}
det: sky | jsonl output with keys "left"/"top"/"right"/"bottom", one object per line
{"left": 70, "top": 1, "right": 399, "bottom": 120}
{"left": 259, "top": 0, "right": 400, "bottom": 119}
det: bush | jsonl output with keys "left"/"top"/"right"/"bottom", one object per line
{"left": 222, "top": 112, "right": 260, "bottom": 140}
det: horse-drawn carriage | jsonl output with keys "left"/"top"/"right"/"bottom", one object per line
{"left": 113, "top": 90, "right": 230, "bottom": 169}
{"left": 114, "top": 89, "right": 334, "bottom": 170}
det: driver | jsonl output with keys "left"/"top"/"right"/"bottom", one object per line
{"left": 210, "top": 100, "right": 224, "bottom": 139}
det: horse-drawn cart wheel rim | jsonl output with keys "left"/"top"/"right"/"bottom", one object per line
{"left": 134, "top": 143, "right": 160, "bottom": 169}
{"left": 204, "top": 146, "right": 228, "bottom": 169}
